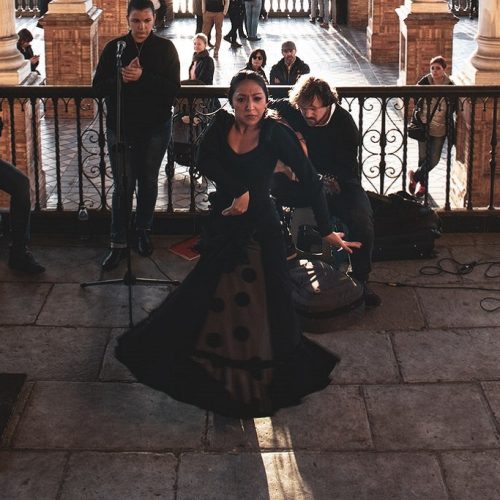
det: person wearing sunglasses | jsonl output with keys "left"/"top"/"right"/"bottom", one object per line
{"left": 242, "top": 49, "right": 268, "bottom": 83}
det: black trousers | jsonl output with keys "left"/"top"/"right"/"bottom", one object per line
{"left": 0, "top": 159, "right": 31, "bottom": 249}
{"left": 271, "top": 173, "right": 374, "bottom": 282}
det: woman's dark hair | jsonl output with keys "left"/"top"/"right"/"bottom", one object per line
{"left": 18, "top": 29, "right": 33, "bottom": 43}
{"left": 228, "top": 70, "right": 269, "bottom": 105}
{"left": 247, "top": 49, "right": 267, "bottom": 68}
{"left": 430, "top": 55, "right": 447, "bottom": 69}
{"left": 289, "top": 75, "right": 339, "bottom": 108}
{"left": 127, "top": 0, "right": 155, "bottom": 15}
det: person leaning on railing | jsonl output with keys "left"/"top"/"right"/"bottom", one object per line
{"left": 408, "top": 55, "right": 455, "bottom": 198}
{"left": 0, "top": 118, "right": 45, "bottom": 274}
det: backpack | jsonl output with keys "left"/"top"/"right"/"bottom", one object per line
{"left": 367, "top": 191, "right": 442, "bottom": 261}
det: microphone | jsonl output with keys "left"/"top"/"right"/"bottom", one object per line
{"left": 116, "top": 41, "right": 126, "bottom": 58}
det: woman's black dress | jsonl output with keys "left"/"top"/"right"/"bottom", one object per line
{"left": 115, "top": 110, "right": 339, "bottom": 418}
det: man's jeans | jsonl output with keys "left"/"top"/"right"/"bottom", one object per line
{"left": 272, "top": 173, "right": 374, "bottom": 282}
{"left": 0, "top": 159, "right": 31, "bottom": 249}
{"left": 245, "top": 0, "right": 262, "bottom": 38}
{"left": 107, "top": 119, "right": 171, "bottom": 247}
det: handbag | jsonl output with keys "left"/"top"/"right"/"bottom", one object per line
{"left": 407, "top": 99, "right": 441, "bottom": 142}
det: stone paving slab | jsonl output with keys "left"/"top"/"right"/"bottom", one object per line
{"left": 0, "top": 451, "right": 67, "bottom": 500}
{"left": 342, "top": 284, "right": 425, "bottom": 331}
{"left": 0, "top": 246, "right": 103, "bottom": 283}
{"left": 99, "top": 328, "right": 135, "bottom": 382}
{"left": 441, "top": 450, "right": 500, "bottom": 500}
{"left": 415, "top": 287, "right": 500, "bottom": 329}
{"left": 481, "top": 382, "right": 500, "bottom": 429}
{"left": 393, "top": 327, "right": 500, "bottom": 383}
{"left": 177, "top": 451, "right": 448, "bottom": 500}
{"left": 448, "top": 244, "right": 500, "bottom": 284}
{"left": 364, "top": 384, "right": 500, "bottom": 450}
{"left": 306, "top": 330, "right": 400, "bottom": 384}
{"left": 207, "top": 386, "right": 372, "bottom": 451}
{"left": 0, "top": 283, "right": 52, "bottom": 325}
{"left": 13, "top": 382, "right": 206, "bottom": 451}
{"left": 0, "top": 326, "right": 109, "bottom": 381}
{"left": 36, "top": 283, "right": 172, "bottom": 328}
{"left": 61, "top": 452, "right": 177, "bottom": 500}
{"left": 370, "top": 251, "right": 464, "bottom": 286}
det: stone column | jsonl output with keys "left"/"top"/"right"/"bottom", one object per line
{"left": 367, "top": 0, "right": 402, "bottom": 63}
{"left": 396, "top": 0, "right": 458, "bottom": 86}
{"left": 348, "top": 0, "right": 369, "bottom": 28}
{"left": 94, "top": 0, "right": 128, "bottom": 53}
{"left": 453, "top": 0, "right": 500, "bottom": 208}
{"left": 0, "top": 0, "right": 45, "bottom": 209}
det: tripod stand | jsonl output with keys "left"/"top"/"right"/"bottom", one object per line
{"left": 81, "top": 41, "right": 179, "bottom": 327}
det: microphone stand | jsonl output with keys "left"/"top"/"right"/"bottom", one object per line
{"left": 81, "top": 42, "right": 179, "bottom": 328}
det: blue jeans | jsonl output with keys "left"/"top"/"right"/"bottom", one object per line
{"left": 0, "top": 159, "right": 31, "bottom": 249}
{"left": 245, "top": 0, "right": 261, "bottom": 38}
{"left": 415, "top": 136, "right": 446, "bottom": 185}
{"left": 107, "top": 120, "right": 171, "bottom": 247}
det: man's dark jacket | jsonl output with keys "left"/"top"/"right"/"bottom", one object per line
{"left": 270, "top": 99, "right": 360, "bottom": 185}
{"left": 93, "top": 32, "right": 180, "bottom": 133}
{"left": 269, "top": 57, "right": 310, "bottom": 85}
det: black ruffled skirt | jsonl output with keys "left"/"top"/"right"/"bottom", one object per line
{"left": 115, "top": 225, "right": 338, "bottom": 418}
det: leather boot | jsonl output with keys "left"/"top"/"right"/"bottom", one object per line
{"left": 8, "top": 247, "right": 45, "bottom": 274}
{"left": 101, "top": 248, "right": 126, "bottom": 271}
{"left": 137, "top": 230, "right": 153, "bottom": 257}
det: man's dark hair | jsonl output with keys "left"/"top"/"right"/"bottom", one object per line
{"left": 17, "top": 28, "right": 34, "bottom": 43}
{"left": 289, "top": 75, "right": 339, "bottom": 109}
{"left": 228, "top": 70, "right": 269, "bottom": 104}
{"left": 127, "top": 0, "right": 155, "bottom": 16}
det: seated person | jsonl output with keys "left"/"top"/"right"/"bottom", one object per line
{"left": 269, "top": 40, "right": 310, "bottom": 85}
{"left": 17, "top": 29, "right": 40, "bottom": 73}
{"left": 241, "top": 49, "right": 268, "bottom": 84}
{"left": 0, "top": 120, "right": 45, "bottom": 274}
{"left": 269, "top": 75, "right": 380, "bottom": 307}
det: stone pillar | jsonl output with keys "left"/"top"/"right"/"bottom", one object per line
{"left": 43, "top": 0, "right": 102, "bottom": 86}
{"left": 396, "top": 0, "right": 458, "bottom": 86}
{"left": 0, "top": 0, "right": 45, "bottom": 210}
{"left": 94, "top": 0, "right": 128, "bottom": 52}
{"left": 453, "top": 0, "right": 500, "bottom": 208}
{"left": 367, "top": 0, "right": 402, "bottom": 63}
{"left": 348, "top": 0, "right": 369, "bottom": 28}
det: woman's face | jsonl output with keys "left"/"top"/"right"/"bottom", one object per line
{"left": 193, "top": 37, "right": 206, "bottom": 53}
{"left": 251, "top": 52, "right": 264, "bottom": 70}
{"left": 430, "top": 63, "right": 445, "bottom": 80}
{"left": 232, "top": 79, "right": 267, "bottom": 128}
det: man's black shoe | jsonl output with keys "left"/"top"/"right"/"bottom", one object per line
{"left": 137, "top": 230, "right": 153, "bottom": 257}
{"left": 102, "top": 248, "right": 126, "bottom": 271}
{"left": 363, "top": 283, "right": 382, "bottom": 308}
{"left": 223, "top": 34, "right": 232, "bottom": 43}
{"left": 8, "top": 249, "right": 45, "bottom": 274}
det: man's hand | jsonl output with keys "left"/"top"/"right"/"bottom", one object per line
{"left": 323, "top": 232, "right": 361, "bottom": 254}
{"left": 222, "top": 191, "right": 249, "bottom": 216}
{"left": 30, "top": 55, "right": 39, "bottom": 64}
{"left": 122, "top": 57, "right": 143, "bottom": 83}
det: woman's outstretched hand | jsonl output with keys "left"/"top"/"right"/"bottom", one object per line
{"left": 222, "top": 191, "right": 250, "bottom": 216}
{"left": 323, "top": 232, "right": 362, "bottom": 254}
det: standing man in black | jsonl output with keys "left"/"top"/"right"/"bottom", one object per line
{"left": 269, "top": 41, "right": 310, "bottom": 85}
{"left": 93, "top": 0, "right": 180, "bottom": 270}
{"left": 270, "top": 75, "right": 380, "bottom": 307}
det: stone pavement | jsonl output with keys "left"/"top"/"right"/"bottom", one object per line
{"left": 1, "top": 232, "right": 500, "bottom": 499}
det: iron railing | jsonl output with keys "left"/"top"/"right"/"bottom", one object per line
{"left": 448, "top": 0, "right": 478, "bottom": 18}
{"left": 0, "top": 85, "right": 499, "bottom": 222}
{"left": 15, "top": 0, "right": 40, "bottom": 17}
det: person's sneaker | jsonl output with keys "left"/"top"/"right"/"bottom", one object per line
{"left": 8, "top": 248, "right": 45, "bottom": 274}
{"left": 415, "top": 182, "right": 426, "bottom": 198}
{"left": 408, "top": 170, "right": 417, "bottom": 195}
{"left": 363, "top": 282, "right": 382, "bottom": 307}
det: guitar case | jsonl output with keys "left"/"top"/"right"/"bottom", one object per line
{"left": 290, "top": 259, "right": 365, "bottom": 333}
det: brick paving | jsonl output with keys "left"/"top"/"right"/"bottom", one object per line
{"left": 1, "top": 232, "right": 500, "bottom": 499}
